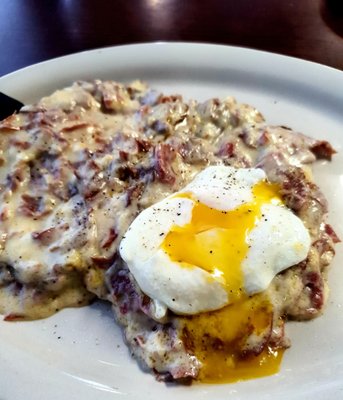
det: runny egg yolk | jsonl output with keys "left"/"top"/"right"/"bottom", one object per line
{"left": 181, "top": 293, "right": 284, "bottom": 383}
{"left": 161, "top": 180, "right": 284, "bottom": 383}
{"left": 161, "top": 180, "right": 282, "bottom": 301}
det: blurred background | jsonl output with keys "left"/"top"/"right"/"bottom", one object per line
{"left": 0, "top": 0, "right": 343, "bottom": 76}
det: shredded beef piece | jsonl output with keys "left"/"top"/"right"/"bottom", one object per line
{"left": 153, "top": 144, "right": 177, "bottom": 184}
{"left": 19, "top": 194, "right": 46, "bottom": 217}
{"left": 101, "top": 228, "right": 118, "bottom": 249}
{"left": 32, "top": 224, "right": 70, "bottom": 246}
{"left": 279, "top": 167, "right": 327, "bottom": 213}
{"left": 126, "top": 182, "right": 145, "bottom": 207}
{"left": 310, "top": 140, "right": 336, "bottom": 160}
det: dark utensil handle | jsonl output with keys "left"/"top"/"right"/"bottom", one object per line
{"left": 0, "top": 92, "right": 24, "bottom": 120}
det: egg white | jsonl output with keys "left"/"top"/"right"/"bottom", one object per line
{"left": 243, "top": 203, "right": 311, "bottom": 294}
{"left": 119, "top": 166, "right": 311, "bottom": 317}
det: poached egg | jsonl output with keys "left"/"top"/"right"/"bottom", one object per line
{"left": 120, "top": 166, "right": 310, "bottom": 316}
{"left": 119, "top": 166, "right": 311, "bottom": 382}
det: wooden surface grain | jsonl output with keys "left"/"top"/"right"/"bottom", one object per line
{"left": 0, "top": 0, "right": 343, "bottom": 77}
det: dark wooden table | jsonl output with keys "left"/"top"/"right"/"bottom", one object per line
{"left": 1, "top": 0, "right": 343, "bottom": 77}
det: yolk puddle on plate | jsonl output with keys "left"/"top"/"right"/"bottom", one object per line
{"left": 181, "top": 293, "right": 284, "bottom": 383}
{"left": 161, "top": 180, "right": 283, "bottom": 382}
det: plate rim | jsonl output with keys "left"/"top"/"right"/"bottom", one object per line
{"left": 1, "top": 41, "right": 343, "bottom": 84}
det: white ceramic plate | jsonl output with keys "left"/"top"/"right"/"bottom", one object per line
{"left": 0, "top": 43, "right": 343, "bottom": 400}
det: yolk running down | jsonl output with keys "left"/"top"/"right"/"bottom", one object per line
{"left": 161, "top": 180, "right": 284, "bottom": 383}
{"left": 181, "top": 293, "right": 284, "bottom": 383}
